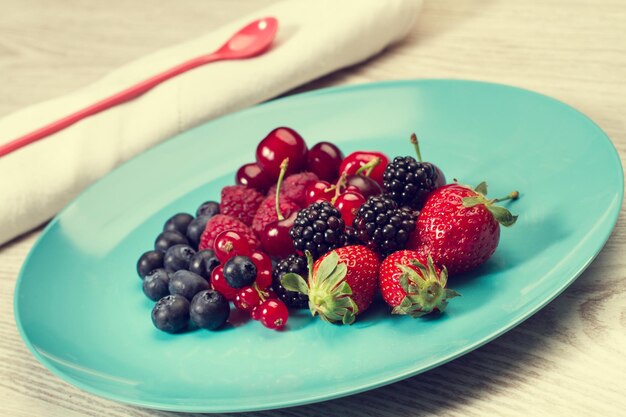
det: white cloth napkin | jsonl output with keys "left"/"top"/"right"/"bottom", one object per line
{"left": 0, "top": 0, "right": 421, "bottom": 246}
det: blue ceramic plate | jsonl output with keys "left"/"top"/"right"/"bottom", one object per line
{"left": 14, "top": 80, "right": 623, "bottom": 412}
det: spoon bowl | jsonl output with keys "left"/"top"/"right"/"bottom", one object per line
{"left": 218, "top": 17, "right": 278, "bottom": 59}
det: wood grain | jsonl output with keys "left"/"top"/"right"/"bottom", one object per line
{"left": 1, "top": 0, "right": 625, "bottom": 416}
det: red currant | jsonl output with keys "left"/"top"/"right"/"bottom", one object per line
{"left": 210, "top": 265, "right": 237, "bottom": 301}
{"left": 236, "top": 162, "right": 273, "bottom": 193}
{"left": 249, "top": 250, "right": 273, "bottom": 288}
{"left": 304, "top": 180, "right": 334, "bottom": 205}
{"left": 251, "top": 289, "right": 278, "bottom": 320}
{"left": 256, "top": 127, "right": 308, "bottom": 180}
{"left": 339, "top": 151, "right": 389, "bottom": 186}
{"left": 306, "top": 142, "right": 344, "bottom": 182}
{"left": 234, "top": 286, "right": 262, "bottom": 312}
{"left": 251, "top": 304, "right": 262, "bottom": 321}
{"left": 214, "top": 230, "right": 252, "bottom": 263}
{"left": 334, "top": 191, "right": 366, "bottom": 226}
{"left": 258, "top": 299, "right": 289, "bottom": 330}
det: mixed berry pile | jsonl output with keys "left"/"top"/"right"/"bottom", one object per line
{"left": 136, "top": 127, "right": 519, "bottom": 333}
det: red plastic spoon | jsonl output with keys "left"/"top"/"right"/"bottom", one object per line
{"left": 0, "top": 17, "right": 278, "bottom": 158}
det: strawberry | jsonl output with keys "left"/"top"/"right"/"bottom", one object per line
{"left": 220, "top": 185, "right": 265, "bottom": 226}
{"left": 409, "top": 182, "right": 518, "bottom": 275}
{"left": 379, "top": 250, "right": 460, "bottom": 316}
{"left": 280, "top": 245, "right": 380, "bottom": 324}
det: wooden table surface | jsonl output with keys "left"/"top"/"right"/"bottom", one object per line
{"left": 1, "top": 1, "right": 625, "bottom": 416}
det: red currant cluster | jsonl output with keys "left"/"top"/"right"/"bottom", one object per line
{"left": 210, "top": 231, "right": 288, "bottom": 330}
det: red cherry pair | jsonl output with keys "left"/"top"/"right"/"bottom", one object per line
{"left": 237, "top": 127, "right": 344, "bottom": 192}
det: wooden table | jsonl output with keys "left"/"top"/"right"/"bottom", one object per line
{"left": 1, "top": 1, "right": 625, "bottom": 415}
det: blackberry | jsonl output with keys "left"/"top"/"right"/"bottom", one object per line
{"left": 272, "top": 254, "right": 309, "bottom": 309}
{"left": 353, "top": 195, "right": 417, "bottom": 257}
{"left": 345, "top": 226, "right": 359, "bottom": 245}
{"left": 289, "top": 201, "right": 346, "bottom": 259}
{"left": 382, "top": 156, "right": 441, "bottom": 209}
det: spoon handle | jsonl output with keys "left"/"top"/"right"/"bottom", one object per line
{"left": 0, "top": 54, "right": 223, "bottom": 158}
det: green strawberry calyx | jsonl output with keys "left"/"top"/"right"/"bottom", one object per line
{"left": 280, "top": 251, "right": 358, "bottom": 325}
{"left": 393, "top": 256, "right": 461, "bottom": 318}
{"left": 461, "top": 181, "right": 520, "bottom": 227}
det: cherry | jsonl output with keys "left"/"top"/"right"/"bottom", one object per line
{"left": 213, "top": 231, "right": 252, "bottom": 263}
{"left": 260, "top": 158, "right": 298, "bottom": 259}
{"left": 306, "top": 142, "right": 344, "bottom": 182}
{"left": 339, "top": 151, "right": 389, "bottom": 186}
{"left": 434, "top": 165, "right": 447, "bottom": 188}
{"left": 236, "top": 162, "right": 273, "bottom": 193}
{"left": 334, "top": 191, "right": 366, "bottom": 226}
{"left": 234, "top": 286, "right": 262, "bottom": 312}
{"left": 257, "top": 299, "right": 289, "bottom": 330}
{"left": 304, "top": 180, "right": 334, "bottom": 205}
{"left": 210, "top": 265, "right": 237, "bottom": 301}
{"left": 262, "top": 212, "right": 297, "bottom": 259}
{"left": 345, "top": 175, "right": 383, "bottom": 199}
{"left": 249, "top": 250, "right": 273, "bottom": 288}
{"left": 256, "top": 127, "right": 308, "bottom": 180}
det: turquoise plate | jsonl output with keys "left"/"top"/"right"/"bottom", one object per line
{"left": 14, "top": 80, "right": 623, "bottom": 412}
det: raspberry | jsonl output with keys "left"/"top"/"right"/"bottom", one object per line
{"left": 199, "top": 215, "right": 260, "bottom": 251}
{"left": 220, "top": 185, "right": 264, "bottom": 226}
{"left": 266, "top": 172, "right": 319, "bottom": 206}
{"left": 252, "top": 195, "right": 300, "bottom": 236}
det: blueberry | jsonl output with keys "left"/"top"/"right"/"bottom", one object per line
{"left": 196, "top": 201, "right": 220, "bottom": 218}
{"left": 163, "top": 244, "right": 196, "bottom": 272}
{"left": 190, "top": 290, "right": 230, "bottom": 330}
{"left": 143, "top": 268, "right": 171, "bottom": 301}
{"left": 168, "top": 270, "right": 210, "bottom": 300}
{"left": 189, "top": 250, "right": 220, "bottom": 280}
{"left": 155, "top": 231, "right": 189, "bottom": 253}
{"left": 186, "top": 215, "right": 211, "bottom": 249}
{"left": 137, "top": 250, "right": 164, "bottom": 278}
{"left": 223, "top": 255, "right": 257, "bottom": 288}
{"left": 163, "top": 213, "right": 194, "bottom": 235}
{"left": 151, "top": 294, "right": 190, "bottom": 333}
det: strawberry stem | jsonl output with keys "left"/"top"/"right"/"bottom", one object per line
{"left": 410, "top": 133, "right": 422, "bottom": 162}
{"left": 354, "top": 157, "right": 381, "bottom": 177}
{"left": 275, "top": 158, "right": 289, "bottom": 221}
{"left": 493, "top": 190, "right": 519, "bottom": 203}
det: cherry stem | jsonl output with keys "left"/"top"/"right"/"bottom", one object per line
{"left": 330, "top": 172, "right": 348, "bottom": 205}
{"left": 492, "top": 191, "right": 520, "bottom": 203}
{"left": 354, "top": 157, "right": 381, "bottom": 177}
{"left": 275, "top": 158, "right": 289, "bottom": 221}
{"left": 410, "top": 133, "right": 422, "bottom": 162}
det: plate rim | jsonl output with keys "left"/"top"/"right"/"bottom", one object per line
{"left": 13, "top": 78, "right": 624, "bottom": 412}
